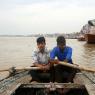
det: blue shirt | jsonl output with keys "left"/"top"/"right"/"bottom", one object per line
{"left": 50, "top": 46, "right": 73, "bottom": 64}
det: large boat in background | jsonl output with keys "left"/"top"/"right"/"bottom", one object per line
{"left": 85, "top": 33, "right": 95, "bottom": 43}
{"left": 80, "top": 19, "right": 95, "bottom": 43}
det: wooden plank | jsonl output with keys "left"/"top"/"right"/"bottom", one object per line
{"left": 0, "top": 83, "right": 21, "bottom": 95}
{"left": 0, "top": 72, "right": 32, "bottom": 95}
{"left": 0, "top": 72, "right": 10, "bottom": 81}
{"left": 21, "top": 83, "right": 85, "bottom": 89}
{"left": 74, "top": 73, "right": 92, "bottom": 84}
{"left": 85, "top": 84, "right": 95, "bottom": 95}
{"left": 82, "top": 71, "right": 95, "bottom": 83}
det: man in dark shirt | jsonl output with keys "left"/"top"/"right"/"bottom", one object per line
{"left": 50, "top": 36, "right": 76, "bottom": 83}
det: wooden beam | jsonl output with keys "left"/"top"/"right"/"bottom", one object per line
{"left": 85, "top": 84, "right": 95, "bottom": 95}
{"left": 82, "top": 71, "right": 95, "bottom": 83}
{"left": 74, "top": 73, "right": 93, "bottom": 84}
{"left": 21, "top": 83, "right": 85, "bottom": 89}
{"left": 0, "top": 83, "right": 21, "bottom": 95}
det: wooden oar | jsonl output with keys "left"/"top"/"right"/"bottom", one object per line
{"left": 58, "top": 61, "right": 95, "bottom": 72}
{"left": 0, "top": 66, "right": 41, "bottom": 72}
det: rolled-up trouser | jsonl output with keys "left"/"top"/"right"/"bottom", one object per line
{"left": 29, "top": 70, "right": 50, "bottom": 82}
{"left": 29, "top": 66, "right": 55, "bottom": 82}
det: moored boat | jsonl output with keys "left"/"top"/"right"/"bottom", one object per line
{"left": 0, "top": 68, "right": 95, "bottom": 95}
{"left": 85, "top": 33, "right": 95, "bottom": 43}
{"left": 78, "top": 36, "right": 85, "bottom": 41}
{"left": 80, "top": 19, "right": 95, "bottom": 44}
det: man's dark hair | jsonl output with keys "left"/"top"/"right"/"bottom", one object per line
{"left": 57, "top": 36, "right": 66, "bottom": 45}
{"left": 37, "top": 36, "right": 45, "bottom": 43}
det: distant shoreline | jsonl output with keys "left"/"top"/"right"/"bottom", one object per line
{"left": 0, "top": 35, "right": 78, "bottom": 39}
{"left": 0, "top": 35, "right": 29, "bottom": 37}
{"left": 0, "top": 32, "right": 80, "bottom": 39}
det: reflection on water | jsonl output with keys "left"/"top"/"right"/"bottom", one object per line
{"left": 0, "top": 37, "right": 95, "bottom": 70}
{"left": 83, "top": 44, "right": 95, "bottom": 66}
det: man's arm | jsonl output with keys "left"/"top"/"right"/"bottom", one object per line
{"left": 49, "top": 48, "right": 59, "bottom": 64}
{"left": 33, "top": 63, "right": 45, "bottom": 69}
{"left": 65, "top": 47, "right": 72, "bottom": 63}
{"left": 34, "top": 62, "right": 50, "bottom": 70}
{"left": 50, "top": 47, "right": 56, "bottom": 60}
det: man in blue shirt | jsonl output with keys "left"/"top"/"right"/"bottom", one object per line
{"left": 50, "top": 36, "right": 76, "bottom": 83}
{"left": 50, "top": 44, "right": 73, "bottom": 64}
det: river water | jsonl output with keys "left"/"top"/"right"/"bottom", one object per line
{"left": 0, "top": 37, "right": 95, "bottom": 78}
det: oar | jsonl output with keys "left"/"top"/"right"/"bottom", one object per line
{"left": 0, "top": 66, "right": 41, "bottom": 72}
{"left": 58, "top": 61, "right": 95, "bottom": 72}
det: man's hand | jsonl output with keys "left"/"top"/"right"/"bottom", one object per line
{"left": 63, "top": 59, "right": 68, "bottom": 63}
{"left": 44, "top": 65, "right": 50, "bottom": 70}
{"left": 33, "top": 63, "right": 50, "bottom": 71}
{"left": 49, "top": 59, "right": 59, "bottom": 64}
{"left": 41, "top": 64, "right": 50, "bottom": 70}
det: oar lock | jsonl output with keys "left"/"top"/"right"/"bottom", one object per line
{"left": 9, "top": 67, "right": 16, "bottom": 76}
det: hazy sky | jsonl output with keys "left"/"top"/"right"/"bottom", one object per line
{"left": 0, "top": 0, "right": 95, "bottom": 35}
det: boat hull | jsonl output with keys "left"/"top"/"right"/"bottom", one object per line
{"left": 0, "top": 70, "right": 95, "bottom": 95}
{"left": 85, "top": 34, "right": 95, "bottom": 43}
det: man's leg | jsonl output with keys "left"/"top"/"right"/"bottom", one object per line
{"left": 62, "top": 67, "right": 77, "bottom": 83}
{"left": 54, "top": 65, "right": 64, "bottom": 82}
{"left": 29, "top": 70, "right": 42, "bottom": 82}
{"left": 50, "top": 64, "right": 55, "bottom": 82}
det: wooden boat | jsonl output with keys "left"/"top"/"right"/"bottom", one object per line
{"left": 85, "top": 34, "right": 95, "bottom": 43}
{"left": 0, "top": 67, "right": 95, "bottom": 95}
{"left": 78, "top": 36, "right": 85, "bottom": 41}
{"left": 80, "top": 19, "right": 95, "bottom": 44}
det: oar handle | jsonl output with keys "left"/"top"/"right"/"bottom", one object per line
{"left": 59, "top": 61, "right": 95, "bottom": 72}
{"left": 0, "top": 67, "right": 41, "bottom": 72}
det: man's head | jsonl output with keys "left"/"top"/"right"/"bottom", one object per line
{"left": 57, "top": 36, "right": 66, "bottom": 49}
{"left": 36, "top": 37, "right": 46, "bottom": 51}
